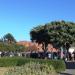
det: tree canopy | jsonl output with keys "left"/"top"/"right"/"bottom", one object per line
{"left": 0, "top": 42, "right": 26, "bottom": 52}
{"left": 0, "top": 33, "right": 26, "bottom": 52}
{"left": 30, "top": 20, "right": 75, "bottom": 50}
{"left": 3, "top": 33, "right": 16, "bottom": 43}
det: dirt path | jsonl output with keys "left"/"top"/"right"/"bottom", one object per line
{"left": 0, "top": 67, "right": 8, "bottom": 75}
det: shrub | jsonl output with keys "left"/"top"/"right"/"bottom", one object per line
{"left": 0, "top": 57, "right": 66, "bottom": 72}
{"left": 5, "top": 62, "right": 57, "bottom": 75}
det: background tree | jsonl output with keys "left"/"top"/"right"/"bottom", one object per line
{"left": 3, "top": 33, "right": 16, "bottom": 44}
{"left": 14, "top": 44, "right": 26, "bottom": 52}
{"left": 30, "top": 20, "right": 75, "bottom": 51}
{"left": 0, "top": 42, "right": 26, "bottom": 52}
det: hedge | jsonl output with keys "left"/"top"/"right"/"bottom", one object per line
{"left": 5, "top": 62, "right": 57, "bottom": 75}
{"left": 0, "top": 57, "right": 66, "bottom": 72}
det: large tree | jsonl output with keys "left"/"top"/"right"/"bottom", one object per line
{"left": 30, "top": 20, "right": 75, "bottom": 51}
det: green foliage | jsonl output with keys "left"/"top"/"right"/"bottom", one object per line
{"left": 5, "top": 62, "right": 57, "bottom": 75}
{"left": 0, "top": 43, "right": 26, "bottom": 51}
{"left": 0, "top": 57, "right": 66, "bottom": 72}
{"left": 0, "top": 33, "right": 27, "bottom": 51}
{"left": 30, "top": 20, "right": 75, "bottom": 49}
{"left": 3, "top": 33, "right": 16, "bottom": 43}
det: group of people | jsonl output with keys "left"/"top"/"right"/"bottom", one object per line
{"left": 65, "top": 51, "right": 75, "bottom": 61}
{"left": 0, "top": 49, "right": 75, "bottom": 61}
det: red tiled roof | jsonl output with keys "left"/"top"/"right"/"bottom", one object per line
{"left": 17, "top": 41, "right": 32, "bottom": 47}
{"left": 17, "top": 41, "right": 58, "bottom": 52}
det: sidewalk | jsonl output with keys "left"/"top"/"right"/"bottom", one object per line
{"left": 59, "top": 61, "right": 75, "bottom": 75}
{"left": 60, "top": 69, "right": 75, "bottom": 75}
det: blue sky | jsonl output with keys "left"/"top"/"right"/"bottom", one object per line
{"left": 0, "top": 0, "right": 75, "bottom": 41}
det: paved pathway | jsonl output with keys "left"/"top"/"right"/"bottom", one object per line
{"left": 60, "top": 69, "right": 75, "bottom": 75}
{"left": 59, "top": 61, "right": 75, "bottom": 75}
